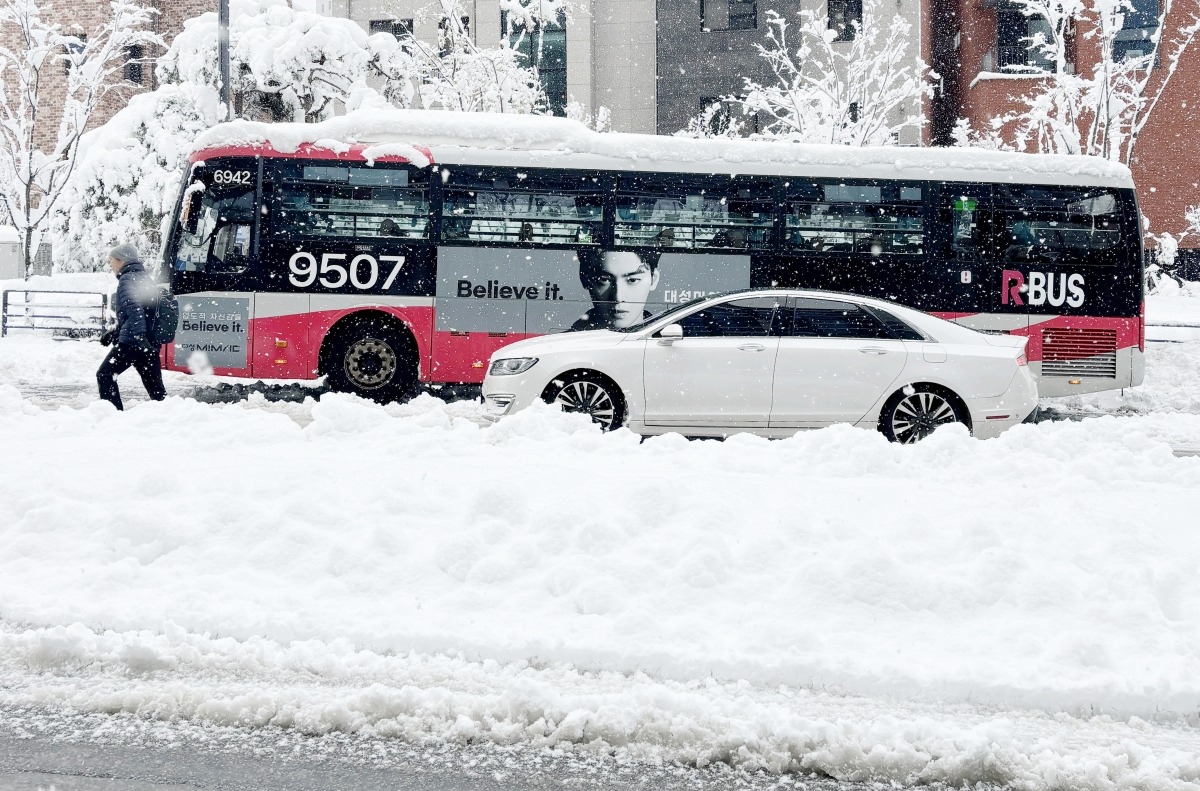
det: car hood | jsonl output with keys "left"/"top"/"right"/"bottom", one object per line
{"left": 490, "top": 329, "right": 631, "bottom": 358}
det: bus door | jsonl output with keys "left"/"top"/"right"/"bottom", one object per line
{"left": 169, "top": 162, "right": 259, "bottom": 378}
{"left": 934, "top": 183, "right": 1025, "bottom": 336}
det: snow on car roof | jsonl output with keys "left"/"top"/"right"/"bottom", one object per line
{"left": 193, "top": 109, "right": 1135, "bottom": 189}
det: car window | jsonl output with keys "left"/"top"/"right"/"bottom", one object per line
{"left": 788, "top": 298, "right": 893, "bottom": 339}
{"left": 866, "top": 306, "right": 925, "bottom": 340}
{"left": 677, "top": 297, "right": 780, "bottom": 338}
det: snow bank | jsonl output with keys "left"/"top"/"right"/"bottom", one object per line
{"left": 2, "top": 620, "right": 1198, "bottom": 791}
{"left": 193, "top": 109, "right": 1134, "bottom": 188}
{"left": 1, "top": 388, "right": 1198, "bottom": 719}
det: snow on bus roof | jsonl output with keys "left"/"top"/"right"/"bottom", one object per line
{"left": 193, "top": 109, "right": 1135, "bottom": 189}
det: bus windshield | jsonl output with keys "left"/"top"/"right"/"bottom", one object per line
{"left": 174, "top": 181, "right": 255, "bottom": 274}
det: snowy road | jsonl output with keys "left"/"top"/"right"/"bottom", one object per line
{"left": 2, "top": 705, "right": 836, "bottom": 791}
{"left": 2, "top": 329, "right": 1200, "bottom": 790}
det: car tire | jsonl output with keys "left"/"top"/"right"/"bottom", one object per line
{"left": 544, "top": 372, "right": 625, "bottom": 431}
{"left": 880, "top": 385, "right": 968, "bottom": 444}
{"left": 324, "top": 317, "right": 415, "bottom": 403}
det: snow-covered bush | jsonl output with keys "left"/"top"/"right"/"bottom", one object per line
{"left": 157, "top": 0, "right": 390, "bottom": 123}
{"left": 51, "top": 85, "right": 221, "bottom": 272}
{"left": 683, "top": 0, "right": 931, "bottom": 145}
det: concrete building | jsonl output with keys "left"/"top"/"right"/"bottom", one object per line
{"left": 336, "top": 0, "right": 658, "bottom": 132}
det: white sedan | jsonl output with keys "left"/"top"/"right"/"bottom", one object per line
{"left": 482, "top": 290, "right": 1037, "bottom": 443}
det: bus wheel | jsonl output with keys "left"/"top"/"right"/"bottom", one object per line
{"left": 543, "top": 372, "right": 625, "bottom": 431}
{"left": 325, "top": 317, "right": 415, "bottom": 402}
{"left": 880, "top": 386, "right": 968, "bottom": 444}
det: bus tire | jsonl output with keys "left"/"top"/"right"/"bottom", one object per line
{"left": 879, "top": 384, "right": 970, "bottom": 444}
{"left": 323, "top": 315, "right": 416, "bottom": 403}
{"left": 542, "top": 371, "right": 625, "bottom": 431}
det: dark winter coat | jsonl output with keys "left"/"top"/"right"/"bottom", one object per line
{"left": 114, "top": 262, "right": 156, "bottom": 346}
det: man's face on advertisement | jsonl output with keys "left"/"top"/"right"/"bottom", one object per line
{"left": 584, "top": 251, "right": 660, "bottom": 329}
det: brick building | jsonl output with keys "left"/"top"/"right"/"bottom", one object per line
{"left": 2, "top": 0, "right": 207, "bottom": 150}
{"left": 926, "top": 0, "right": 1200, "bottom": 250}
{"left": 0, "top": 0, "right": 207, "bottom": 271}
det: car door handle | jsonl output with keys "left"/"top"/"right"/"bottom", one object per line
{"left": 738, "top": 343, "right": 766, "bottom": 352}
{"left": 859, "top": 346, "right": 889, "bottom": 354}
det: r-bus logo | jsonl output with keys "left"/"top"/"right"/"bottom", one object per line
{"left": 1002, "top": 270, "right": 1085, "bottom": 307}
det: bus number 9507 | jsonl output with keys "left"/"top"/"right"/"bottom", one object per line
{"left": 288, "top": 252, "right": 406, "bottom": 291}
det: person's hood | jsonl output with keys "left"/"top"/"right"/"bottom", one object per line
{"left": 118, "top": 262, "right": 147, "bottom": 278}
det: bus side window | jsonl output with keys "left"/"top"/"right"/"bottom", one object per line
{"left": 271, "top": 164, "right": 431, "bottom": 240}
{"left": 938, "top": 187, "right": 990, "bottom": 262}
{"left": 784, "top": 181, "right": 923, "bottom": 257}
{"left": 441, "top": 170, "right": 603, "bottom": 245}
{"left": 613, "top": 175, "right": 773, "bottom": 250}
{"left": 994, "top": 185, "right": 1122, "bottom": 266}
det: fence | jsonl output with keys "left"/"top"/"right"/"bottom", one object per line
{"left": 1, "top": 289, "right": 108, "bottom": 338}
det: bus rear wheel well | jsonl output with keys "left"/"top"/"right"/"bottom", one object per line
{"left": 319, "top": 311, "right": 419, "bottom": 400}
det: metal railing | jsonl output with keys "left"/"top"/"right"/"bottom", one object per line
{"left": 1, "top": 289, "right": 109, "bottom": 338}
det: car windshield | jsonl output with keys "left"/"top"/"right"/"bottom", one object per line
{"left": 614, "top": 294, "right": 714, "bottom": 333}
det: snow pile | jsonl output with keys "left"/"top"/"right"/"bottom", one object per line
{"left": 2, "top": 390, "right": 1198, "bottom": 710}
{"left": 2, "top": 620, "right": 1198, "bottom": 790}
{"left": 194, "top": 108, "right": 1134, "bottom": 187}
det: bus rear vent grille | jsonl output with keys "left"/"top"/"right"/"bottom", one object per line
{"left": 1041, "top": 328, "right": 1117, "bottom": 378}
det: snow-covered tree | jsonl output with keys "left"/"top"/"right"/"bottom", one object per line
{"left": 0, "top": 0, "right": 160, "bottom": 275}
{"left": 957, "top": 0, "right": 1200, "bottom": 163}
{"left": 685, "top": 0, "right": 932, "bottom": 145}
{"left": 50, "top": 84, "right": 220, "bottom": 272}
{"left": 157, "top": 0, "right": 391, "bottom": 123}
{"left": 49, "top": 0, "right": 546, "bottom": 272}
{"left": 401, "top": 0, "right": 544, "bottom": 114}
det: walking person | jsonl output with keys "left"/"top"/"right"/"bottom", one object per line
{"left": 96, "top": 244, "right": 166, "bottom": 410}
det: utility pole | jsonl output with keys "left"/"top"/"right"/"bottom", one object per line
{"left": 218, "top": 0, "right": 232, "bottom": 118}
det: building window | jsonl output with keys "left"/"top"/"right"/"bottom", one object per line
{"left": 828, "top": 0, "right": 861, "bottom": 41}
{"left": 701, "top": 0, "right": 756, "bottom": 31}
{"left": 996, "top": 3, "right": 1055, "bottom": 70}
{"left": 124, "top": 44, "right": 143, "bottom": 84}
{"left": 369, "top": 18, "right": 414, "bottom": 38}
{"left": 700, "top": 97, "right": 758, "bottom": 135}
{"left": 63, "top": 35, "right": 86, "bottom": 75}
{"left": 1113, "top": 0, "right": 1159, "bottom": 61}
{"left": 503, "top": 11, "right": 567, "bottom": 116}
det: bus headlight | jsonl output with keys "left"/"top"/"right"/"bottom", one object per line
{"left": 489, "top": 357, "right": 538, "bottom": 376}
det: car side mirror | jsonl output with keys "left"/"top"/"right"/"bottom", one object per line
{"left": 657, "top": 323, "right": 683, "bottom": 345}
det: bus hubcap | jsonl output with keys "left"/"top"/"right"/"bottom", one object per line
{"left": 554, "top": 381, "right": 616, "bottom": 429}
{"left": 345, "top": 337, "right": 396, "bottom": 389}
{"left": 892, "top": 392, "right": 957, "bottom": 444}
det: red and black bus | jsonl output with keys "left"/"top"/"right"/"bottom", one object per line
{"left": 163, "top": 110, "right": 1143, "bottom": 400}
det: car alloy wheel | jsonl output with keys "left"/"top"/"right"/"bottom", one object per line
{"left": 553, "top": 379, "right": 619, "bottom": 430}
{"left": 889, "top": 390, "right": 960, "bottom": 444}
{"left": 344, "top": 336, "right": 397, "bottom": 390}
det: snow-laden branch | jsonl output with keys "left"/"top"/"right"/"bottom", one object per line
{"left": 681, "top": 0, "right": 931, "bottom": 145}
{"left": 956, "top": 0, "right": 1200, "bottom": 164}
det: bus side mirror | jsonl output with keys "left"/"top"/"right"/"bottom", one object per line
{"left": 181, "top": 192, "right": 202, "bottom": 234}
{"left": 657, "top": 323, "right": 683, "bottom": 345}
